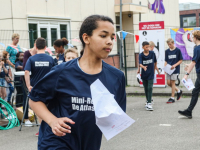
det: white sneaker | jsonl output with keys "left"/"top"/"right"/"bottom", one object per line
{"left": 25, "top": 120, "right": 33, "bottom": 127}
{"left": 145, "top": 99, "right": 154, "bottom": 106}
{"left": 146, "top": 103, "right": 153, "bottom": 111}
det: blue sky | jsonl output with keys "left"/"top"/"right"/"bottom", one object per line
{"left": 179, "top": 0, "right": 200, "bottom": 4}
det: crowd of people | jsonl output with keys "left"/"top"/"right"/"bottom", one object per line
{"left": 0, "top": 33, "right": 79, "bottom": 137}
{"left": 0, "top": 14, "right": 200, "bottom": 150}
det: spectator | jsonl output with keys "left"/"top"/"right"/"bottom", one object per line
{"left": 64, "top": 48, "right": 78, "bottom": 62}
{"left": 53, "top": 38, "right": 68, "bottom": 65}
{"left": 6, "top": 33, "right": 23, "bottom": 77}
{"left": 14, "top": 52, "right": 24, "bottom": 107}
{"left": 0, "top": 52, "right": 9, "bottom": 102}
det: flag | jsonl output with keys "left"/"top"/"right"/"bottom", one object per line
{"left": 122, "top": 31, "right": 128, "bottom": 40}
{"left": 135, "top": 35, "right": 139, "bottom": 43}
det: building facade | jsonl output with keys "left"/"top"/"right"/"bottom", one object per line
{"left": 179, "top": 3, "right": 200, "bottom": 28}
{"left": 0, "top": 0, "right": 180, "bottom": 68}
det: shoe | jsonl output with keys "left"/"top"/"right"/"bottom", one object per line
{"left": 178, "top": 110, "right": 192, "bottom": 119}
{"left": 166, "top": 98, "right": 175, "bottom": 104}
{"left": 146, "top": 103, "right": 153, "bottom": 111}
{"left": 177, "top": 90, "right": 183, "bottom": 100}
{"left": 35, "top": 132, "right": 39, "bottom": 137}
{"left": 25, "top": 120, "right": 33, "bottom": 127}
{"left": 145, "top": 99, "right": 154, "bottom": 106}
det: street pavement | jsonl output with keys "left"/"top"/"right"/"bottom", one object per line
{"left": 1, "top": 96, "right": 200, "bottom": 150}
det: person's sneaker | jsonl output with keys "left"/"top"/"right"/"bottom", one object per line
{"left": 35, "top": 132, "right": 39, "bottom": 137}
{"left": 177, "top": 90, "right": 183, "bottom": 100}
{"left": 146, "top": 103, "right": 153, "bottom": 111}
{"left": 166, "top": 98, "right": 175, "bottom": 104}
{"left": 178, "top": 110, "right": 192, "bottom": 119}
{"left": 25, "top": 120, "right": 33, "bottom": 127}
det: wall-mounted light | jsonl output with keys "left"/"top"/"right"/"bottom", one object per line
{"left": 128, "top": 14, "right": 132, "bottom": 18}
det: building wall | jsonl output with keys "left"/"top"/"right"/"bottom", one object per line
{"left": 180, "top": 9, "right": 200, "bottom": 27}
{"left": 0, "top": 0, "right": 117, "bottom": 54}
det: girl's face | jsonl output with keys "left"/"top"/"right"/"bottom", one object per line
{"left": 65, "top": 52, "right": 78, "bottom": 62}
{"left": 19, "top": 53, "right": 24, "bottom": 61}
{"left": 85, "top": 21, "right": 115, "bottom": 59}
{"left": 54, "top": 45, "right": 64, "bottom": 54}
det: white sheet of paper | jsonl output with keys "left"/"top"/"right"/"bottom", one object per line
{"left": 137, "top": 74, "right": 143, "bottom": 82}
{"left": 182, "top": 78, "right": 195, "bottom": 91}
{"left": 154, "top": 74, "right": 157, "bottom": 83}
{"left": 90, "top": 79, "right": 135, "bottom": 140}
{"left": 163, "top": 64, "right": 176, "bottom": 75}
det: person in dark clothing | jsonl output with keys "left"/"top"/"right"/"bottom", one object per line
{"left": 15, "top": 52, "right": 24, "bottom": 107}
{"left": 179, "top": 30, "right": 200, "bottom": 119}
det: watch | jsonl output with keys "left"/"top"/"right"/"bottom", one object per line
{"left": 186, "top": 73, "right": 189, "bottom": 75}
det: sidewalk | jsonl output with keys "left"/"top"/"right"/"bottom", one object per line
{"left": 126, "top": 86, "right": 192, "bottom": 96}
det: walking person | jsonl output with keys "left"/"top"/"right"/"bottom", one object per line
{"left": 165, "top": 38, "right": 183, "bottom": 103}
{"left": 178, "top": 30, "right": 200, "bottom": 118}
{"left": 139, "top": 41, "right": 157, "bottom": 111}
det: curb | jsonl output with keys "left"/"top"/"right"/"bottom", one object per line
{"left": 126, "top": 93, "right": 192, "bottom": 96}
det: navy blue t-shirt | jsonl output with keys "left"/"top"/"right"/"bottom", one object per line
{"left": 29, "top": 58, "right": 126, "bottom": 150}
{"left": 0, "top": 63, "right": 9, "bottom": 78}
{"left": 165, "top": 48, "right": 183, "bottom": 74}
{"left": 139, "top": 51, "right": 157, "bottom": 80}
{"left": 15, "top": 61, "right": 23, "bottom": 81}
{"left": 58, "top": 53, "right": 65, "bottom": 65}
{"left": 192, "top": 45, "right": 200, "bottom": 73}
{"left": 24, "top": 53, "right": 55, "bottom": 86}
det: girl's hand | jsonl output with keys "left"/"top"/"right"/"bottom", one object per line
{"left": 1, "top": 61, "right": 4, "bottom": 65}
{"left": 50, "top": 117, "right": 75, "bottom": 136}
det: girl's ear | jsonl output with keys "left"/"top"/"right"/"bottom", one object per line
{"left": 82, "top": 33, "right": 90, "bottom": 45}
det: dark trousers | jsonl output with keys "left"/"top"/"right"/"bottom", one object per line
{"left": 187, "top": 73, "right": 200, "bottom": 112}
{"left": 16, "top": 84, "right": 23, "bottom": 107}
{"left": 22, "top": 86, "right": 28, "bottom": 119}
{"left": 143, "top": 79, "right": 153, "bottom": 103}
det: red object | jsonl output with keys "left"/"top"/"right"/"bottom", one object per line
{"left": 139, "top": 21, "right": 164, "bottom": 30}
{"left": 135, "top": 35, "right": 139, "bottom": 43}
{"left": 35, "top": 132, "right": 39, "bottom": 137}
{"left": 140, "top": 74, "right": 165, "bottom": 86}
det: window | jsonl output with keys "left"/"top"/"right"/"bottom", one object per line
{"left": 183, "top": 16, "right": 196, "bottom": 27}
{"left": 28, "top": 18, "right": 70, "bottom": 50}
{"left": 29, "top": 24, "right": 38, "bottom": 48}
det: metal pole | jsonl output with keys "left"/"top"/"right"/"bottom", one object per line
{"left": 119, "top": 0, "right": 123, "bottom": 69}
{"left": 123, "top": 39, "right": 128, "bottom": 86}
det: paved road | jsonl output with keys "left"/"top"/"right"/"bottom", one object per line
{"left": 1, "top": 96, "right": 200, "bottom": 150}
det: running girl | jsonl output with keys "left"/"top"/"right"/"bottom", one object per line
{"left": 29, "top": 15, "right": 126, "bottom": 150}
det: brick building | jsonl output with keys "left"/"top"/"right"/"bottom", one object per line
{"left": 179, "top": 3, "right": 200, "bottom": 28}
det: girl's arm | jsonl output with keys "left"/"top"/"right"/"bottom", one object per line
{"left": 6, "top": 59, "right": 15, "bottom": 68}
{"left": 29, "top": 100, "right": 75, "bottom": 136}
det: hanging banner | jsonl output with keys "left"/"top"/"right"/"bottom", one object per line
{"left": 170, "top": 28, "right": 200, "bottom": 60}
{"left": 139, "top": 21, "right": 165, "bottom": 87}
